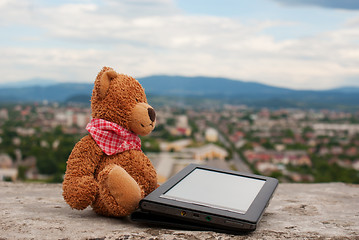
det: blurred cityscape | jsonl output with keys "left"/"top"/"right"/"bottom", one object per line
{"left": 1, "top": 101, "right": 359, "bottom": 184}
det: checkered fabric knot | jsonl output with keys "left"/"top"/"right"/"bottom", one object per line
{"left": 86, "top": 118, "right": 141, "bottom": 156}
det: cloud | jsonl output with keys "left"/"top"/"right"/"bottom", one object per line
{"left": 272, "top": 0, "right": 359, "bottom": 10}
{"left": 0, "top": 0, "right": 358, "bottom": 90}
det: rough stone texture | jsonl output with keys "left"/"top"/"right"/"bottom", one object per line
{"left": 1, "top": 182, "right": 359, "bottom": 240}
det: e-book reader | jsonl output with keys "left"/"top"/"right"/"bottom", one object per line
{"left": 131, "top": 164, "right": 278, "bottom": 233}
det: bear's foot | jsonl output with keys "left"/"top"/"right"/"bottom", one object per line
{"left": 107, "top": 165, "right": 142, "bottom": 212}
{"left": 94, "top": 164, "right": 143, "bottom": 216}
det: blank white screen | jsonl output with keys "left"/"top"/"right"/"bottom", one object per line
{"left": 161, "top": 169, "right": 265, "bottom": 214}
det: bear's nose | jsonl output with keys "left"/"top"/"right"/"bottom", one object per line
{"left": 148, "top": 107, "right": 156, "bottom": 122}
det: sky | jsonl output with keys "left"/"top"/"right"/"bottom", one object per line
{"left": 0, "top": 0, "right": 359, "bottom": 90}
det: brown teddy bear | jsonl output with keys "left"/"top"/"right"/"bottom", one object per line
{"left": 62, "top": 66, "right": 158, "bottom": 217}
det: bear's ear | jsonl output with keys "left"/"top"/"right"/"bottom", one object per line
{"left": 98, "top": 70, "right": 118, "bottom": 99}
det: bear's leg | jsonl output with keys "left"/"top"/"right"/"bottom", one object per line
{"left": 93, "top": 164, "right": 143, "bottom": 217}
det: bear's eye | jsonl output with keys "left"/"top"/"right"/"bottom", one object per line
{"left": 135, "top": 98, "right": 139, "bottom": 103}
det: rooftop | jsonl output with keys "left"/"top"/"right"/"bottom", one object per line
{"left": 1, "top": 182, "right": 358, "bottom": 239}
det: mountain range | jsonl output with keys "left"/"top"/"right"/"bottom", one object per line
{"left": 0, "top": 76, "right": 358, "bottom": 109}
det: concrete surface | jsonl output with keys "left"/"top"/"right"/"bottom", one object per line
{"left": 1, "top": 182, "right": 359, "bottom": 240}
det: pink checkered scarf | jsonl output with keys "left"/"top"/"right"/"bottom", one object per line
{"left": 86, "top": 118, "right": 141, "bottom": 155}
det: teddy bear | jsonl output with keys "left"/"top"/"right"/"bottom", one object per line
{"left": 62, "top": 66, "right": 158, "bottom": 217}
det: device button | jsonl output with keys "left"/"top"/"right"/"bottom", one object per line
{"left": 224, "top": 220, "right": 245, "bottom": 228}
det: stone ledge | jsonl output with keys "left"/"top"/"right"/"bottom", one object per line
{"left": 1, "top": 182, "right": 358, "bottom": 240}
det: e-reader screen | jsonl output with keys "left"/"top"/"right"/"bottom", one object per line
{"left": 160, "top": 168, "right": 266, "bottom": 214}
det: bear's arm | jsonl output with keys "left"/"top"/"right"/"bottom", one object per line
{"left": 62, "top": 135, "right": 103, "bottom": 210}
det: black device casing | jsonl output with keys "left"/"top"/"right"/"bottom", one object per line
{"left": 130, "top": 164, "right": 278, "bottom": 234}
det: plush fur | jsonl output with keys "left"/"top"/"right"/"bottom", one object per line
{"left": 62, "top": 66, "right": 158, "bottom": 217}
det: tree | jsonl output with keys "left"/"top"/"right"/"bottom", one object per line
{"left": 283, "top": 129, "right": 294, "bottom": 138}
{"left": 166, "top": 118, "right": 176, "bottom": 126}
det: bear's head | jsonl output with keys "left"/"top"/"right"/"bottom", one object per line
{"left": 91, "top": 66, "right": 156, "bottom": 136}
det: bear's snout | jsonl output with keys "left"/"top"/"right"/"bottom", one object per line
{"left": 148, "top": 107, "right": 156, "bottom": 122}
{"left": 129, "top": 103, "right": 156, "bottom": 136}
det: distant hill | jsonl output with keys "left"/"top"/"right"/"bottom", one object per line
{"left": 139, "top": 76, "right": 359, "bottom": 109}
{"left": 0, "top": 76, "right": 358, "bottom": 110}
{"left": 139, "top": 75, "right": 295, "bottom": 99}
{"left": 329, "top": 86, "right": 359, "bottom": 93}
{"left": 0, "top": 83, "right": 93, "bottom": 102}
{"left": 0, "top": 78, "right": 59, "bottom": 88}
